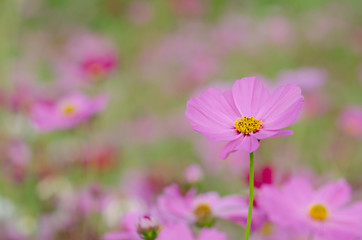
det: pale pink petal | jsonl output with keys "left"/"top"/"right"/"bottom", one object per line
{"left": 198, "top": 228, "right": 226, "bottom": 240}
{"left": 219, "top": 136, "right": 244, "bottom": 159}
{"left": 102, "top": 232, "right": 137, "bottom": 240}
{"left": 314, "top": 179, "right": 351, "bottom": 209}
{"left": 282, "top": 178, "right": 314, "bottom": 206}
{"left": 258, "top": 186, "right": 298, "bottom": 227}
{"left": 253, "top": 129, "right": 293, "bottom": 140}
{"left": 157, "top": 223, "right": 194, "bottom": 240}
{"left": 186, "top": 88, "right": 240, "bottom": 142}
{"left": 232, "top": 77, "right": 271, "bottom": 117}
{"left": 238, "top": 136, "right": 260, "bottom": 153}
{"left": 321, "top": 220, "right": 362, "bottom": 240}
{"left": 332, "top": 202, "right": 362, "bottom": 220}
{"left": 257, "top": 84, "right": 303, "bottom": 129}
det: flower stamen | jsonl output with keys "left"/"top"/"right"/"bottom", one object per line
{"left": 61, "top": 104, "right": 76, "bottom": 116}
{"left": 309, "top": 204, "right": 328, "bottom": 221}
{"left": 234, "top": 116, "right": 263, "bottom": 135}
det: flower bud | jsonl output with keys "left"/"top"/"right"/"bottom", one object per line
{"left": 137, "top": 215, "right": 160, "bottom": 240}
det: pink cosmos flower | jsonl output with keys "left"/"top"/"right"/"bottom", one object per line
{"left": 157, "top": 223, "right": 226, "bottom": 240}
{"left": 337, "top": 106, "right": 362, "bottom": 139}
{"left": 245, "top": 165, "right": 273, "bottom": 189}
{"left": 156, "top": 184, "right": 263, "bottom": 228}
{"left": 31, "top": 92, "right": 107, "bottom": 132}
{"left": 185, "top": 76, "right": 304, "bottom": 159}
{"left": 258, "top": 177, "right": 362, "bottom": 240}
{"left": 56, "top": 33, "right": 118, "bottom": 88}
{"left": 81, "top": 144, "right": 116, "bottom": 171}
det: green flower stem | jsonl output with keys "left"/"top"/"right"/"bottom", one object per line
{"left": 245, "top": 152, "right": 254, "bottom": 240}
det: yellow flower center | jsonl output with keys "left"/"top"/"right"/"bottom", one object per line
{"left": 193, "top": 203, "right": 213, "bottom": 222}
{"left": 61, "top": 104, "right": 76, "bottom": 116}
{"left": 309, "top": 204, "right": 328, "bottom": 221}
{"left": 234, "top": 116, "right": 263, "bottom": 135}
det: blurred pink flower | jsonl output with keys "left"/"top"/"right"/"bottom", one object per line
{"left": 81, "top": 144, "right": 117, "bottom": 171}
{"left": 1, "top": 139, "right": 32, "bottom": 182}
{"left": 5, "top": 140, "right": 32, "bottom": 168}
{"left": 75, "top": 184, "right": 109, "bottom": 216}
{"left": 184, "top": 164, "right": 204, "bottom": 184}
{"left": 31, "top": 92, "right": 107, "bottom": 132}
{"left": 185, "top": 76, "right": 304, "bottom": 158}
{"left": 245, "top": 165, "right": 273, "bottom": 189}
{"left": 258, "top": 178, "right": 362, "bottom": 239}
{"left": 337, "top": 106, "right": 362, "bottom": 139}
{"left": 157, "top": 222, "right": 226, "bottom": 240}
{"left": 156, "top": 184, "right": 263, "bottom": 228}
{"left": 56, "top": 33, "right": 118, "bottom": 88}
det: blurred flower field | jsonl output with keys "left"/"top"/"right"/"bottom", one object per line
{"left": 0, "top": 0, "right": 362, "bottom": 239}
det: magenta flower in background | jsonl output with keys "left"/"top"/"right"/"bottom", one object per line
{"left": 156, "top": 184, "right": 263, "bottom": 228}
{"left": 245, "top": 165, "right": 273, "bottom": 189}
{"left": 56, "top": 33, "right": 118, "bottom": 88}
{"left": 185, "top": 76, "right": 304, "bottom": 159}
{"left": 31, "top": 92, "right": 107, "bottom": 132}
{"left": 258, "top": 177, "right": 362, "bottom": 240}
{"left": 157, "top": 223, "right": 226, "bottom": 240}
{"left": 337, "top": 106, "right": 362, "bottom": 139}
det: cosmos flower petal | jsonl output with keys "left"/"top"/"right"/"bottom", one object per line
{"left": 253, "top": 129, "right": 293, "bottom": 140}
{"left": 232, "top": 76, "right": 271, "bottom": 116}
{"left": 219, "top": 136, "right": 244, "bottom": 159}
{"left": 157, "top": 223, "right": 194, "bottom": 240}
{"left": 186, "top": 88, "right": 240, "bottom": 142}
{"left": 322, "top": 220, "right": 362, "bottom": 240}
{"left": 257, "top": 83, "right": 304, "bottom": 129}
{"left": 198, "top": 228, "right": 226, "bottom": 240}
{"left": 258, "top": 185, "right": 297, "bottom": 227}
{"left": 102, "top": 232, "right": 136, "bottom": 240}
{"left": 334, "top": 202, "right": 362, "bottom": 219}
{"left": 282, "top": 177, "right": 314, "bottom": 205}
{"left": 315, "top": 179, "right": 351, "bottom": 209}
{"left": 238, "top": 136, "right": 260, "bottom": 153}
